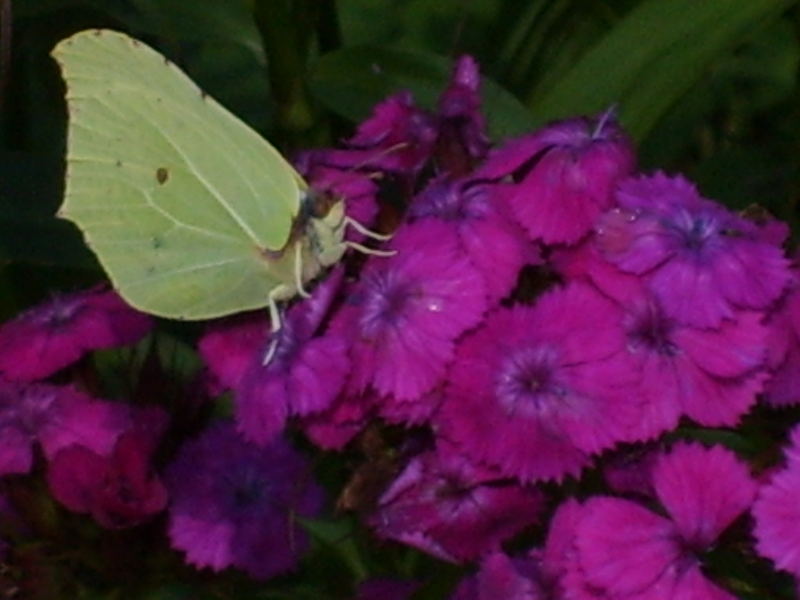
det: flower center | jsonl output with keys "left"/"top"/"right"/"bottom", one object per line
{"left": 495, "top": 345, "right": 563, "bottom": 416}
{"left": 626, "top": 303, "right": 679, "bottom": 357}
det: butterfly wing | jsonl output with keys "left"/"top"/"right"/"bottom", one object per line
{"left": 53, "top": 29, "right": 306, "bottom": 319}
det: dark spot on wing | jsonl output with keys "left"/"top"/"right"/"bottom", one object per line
{"left": 156, "top": 167, "right": 169, "bottom": 184}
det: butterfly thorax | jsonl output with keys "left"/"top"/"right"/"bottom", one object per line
{"left": 298, "top": 190, "right": 348, "bottom": 268}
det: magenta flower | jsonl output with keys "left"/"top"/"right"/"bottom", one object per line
{"left": 555, "top": 443, "right": 756, "bottom": 599}
{"left": 435, "top": 55, "right": 490, "bottom": 175}
{"left": 301, "top": 391, "right": 373, "bottom": 450}
{"left": 0, "top": 380, "right": 133, "bottom": 476}
{"left": 596, "top": 172, "right": 791, "bottom": 327}
{"left": 753, "top": 425, "right": 800, "bottom": 577}
{"left": 0, "top": 288, "right": 152, "bottom": 382}
{"left": 622, "top": 294, "right": 768, "bottom": 433}
{"left": 410, "top": 176, "right": 540, "bottom": 304}
{"left": 370, "top": 445, "right": 543, "bottom": 563}
{"left": 450, "top": 551, "right": 546, "bottom": 600}
{"left": 763, "top": 270, "right": 800, "bottom": 407}
{"left": 475, "top": 110, "right": 635, "bottom": 245}
{"left": 436, "top": 282, "right": 641, "bottom": 483}
{"left": 334, "top": 220, "right": 487, "bottom": 403}
{"left": 199, "top": 313, "right": 269, "bottom": 393}
{"left": 47, "top": 430, "right": 167, "bottom": 529}
{"left": 323, "top": 91, "right": 438, "bottom": 174}
{"left": 165, "top": 421, "right": 323, "bottom": 580}
{"left": 233, "top": 268, "right": 348, "bottom": 445}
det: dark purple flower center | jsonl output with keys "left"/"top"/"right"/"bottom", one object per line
{"left": 667, "top": 208, "right": 723, "bottom": 256}
{"left": 35, "top": 296, "right": 83, "bottom": 328}
{"left": 495, "top": 345, "right": 565, "bottom": 416}
{"left": 626, "top": 304, "right": 679, "bottom": 357}
{"left": 359, "top": 271, "right": 417, "bottom": 335}
{"left": 225, "top": 466, "right": 269, "bottom": 512}
{"left": 412, "top": 180, "right": 491, "bottom": 222}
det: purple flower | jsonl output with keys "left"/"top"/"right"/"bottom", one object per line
{"left": 370, "top": 445, "right": 543, "bottom": 563}
{"left": 623, "top": 293, "right": 768, "bottom": 433}
{"left": 165, "top": 421, "right": 323, "bottom": 580}
{"left": 199, "top": 313, "right": 269, "bottom": 393}
{"left": 301, "top": 392, "right": 373, "bottom": 450}
{"left": 475, "top": 110, "right": 635, "bottom": 245}
{"left": 450, "top": 551, "right": 546, "bottom": 600}
{"left": 410, "top": 176, "right": 540, "bottom": 304}
{"left": 323, "top": 92, "right": 438, "bottom": 174}
{"left": 334, "top": 220, "right": 487, "bottom": 403}
{"left": 435, "top": 55, "right": 490, "bottom": 175}
{"left": 596, "top": 172, "right": 791, "bottom": 328}
{"left": 551, "top": 443, "right": 756, "bottom": 599}
{"left": 233, "top": 269, "right": 349, "bottom": 445}
{"left": 763, "top": 269, "right": 800, "bottom": 407}
{"left": 0, "top": 288, "right": 152, "bottom": 382}
{"left": 47, "top": 430, "right": 167, "bottom": 529}
{"left": 436, "top": 282, "right": 641, "bottom": 483}
{"left": 753, "top": 425, "right": 800, "bottom": 577}
{"left": 0, "top": 380, "right": 134, "bottom": 476}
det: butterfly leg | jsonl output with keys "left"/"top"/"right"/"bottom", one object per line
{"left": 344, "top": 216, "right": 393, "bottom": 241}
{"left": 345, "top": 241, "right": 396, "bottom": 257}
{"left": 294, "top": 241, "right": 311, "bottom": 299}
{"left": 262, "top": 291, "right": 284, "bottom": 365}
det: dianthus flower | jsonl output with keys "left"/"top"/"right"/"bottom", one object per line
{"left": 165, "top": 421, "right": 323, "bottom": 580}
{"left": 410, "top": 176, "right": 539, "bottom": 304}
{"left": 199, "top": 313, "right": 269, "bottom": 393}
{"left": 323, "top": 91, "right": 438, "bottom": 174}
{"left": 596, "top": 172, "right": 791, "bottom": 328}
{"left": 450, "top": 551, "right": 546, "bottom": 600}
{"left": 0, "top": 380, "right": 135, "bottom": 476}
{"left": 753, "top": 425, "right": 800, "bottom": 577}
{"left": 436, "top": 281, "right": 641, "bottom": 483}
{"left": 435, "top": 55, "right": 490, "bottom": 175}
{"left": 233, "top": 269, "right": 349, "bottom": 445}
{"left": 370, "top": 445, "right": 543, "bottom": 563}
{"left": 333, "top": 220, "right": 487, "bottom": 403}
{"left": 623, "top": 293, "right": 767, "bottom": 433}
{"left": 547, "top": 443, "right": 756, "bottom": 599}
{"left": 475, "top": 109, "right": 635, "bottom": 245}
{"left": 0, "top": 288, "right": 151, "bottom": 382}
{"left": 763, "top": 268, "right": 800, "bottom": 407}
{"left": 47, "top": 429, "right": 168, "bottom": 529}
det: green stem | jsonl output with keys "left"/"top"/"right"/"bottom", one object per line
{"left": 252, "top": 0, "right": 318, "bottom": 149}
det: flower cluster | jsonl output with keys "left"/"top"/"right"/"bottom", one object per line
{"left": 3, "top": 53, "right": 800, "bottom": 598}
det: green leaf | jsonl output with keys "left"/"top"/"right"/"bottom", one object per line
{"left": 309, "top": 45, "right": 535, "bottom": 139}
{"left": 299, "top": 516, "right": 369, "bottom": 581}
{"left": 528, "top": 0, "right": 795, "bottom": 139}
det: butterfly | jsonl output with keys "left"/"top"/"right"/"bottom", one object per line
{"left": 52, "top": 29, "right": 388, "bottom": 342}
